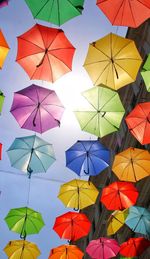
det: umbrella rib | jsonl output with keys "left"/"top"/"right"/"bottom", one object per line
{"left": 16, "top": 39, "right": 44, "bottom": 61}
{"left": 11, "top": 151, "right": 30, "bottom": 167}
{"left": 42, "top": 103, "right": 64, "bottom": 108}
{"left": 100, "top": 92, "right": 116, "bottom": 111}
{"left": 91, "top": 44, "right": 111, "bottom": 60}
{"left": 67, "top": 0, "right": 83, "bottom": 14}
{"left": 95, "top": 62, "right": 111, "bottom": 86}
{"left": 35, "top": 149, "right": 55, "bottom": 160}
{"left": 33, "top": 0, "right": 50, "bottom": 18}
{"left": 40, "top": 105, "right": 60, "bottom": 123}
{"left": 111, "top": 0, "right": 125, "bottom": 25}
{"left": 81, "top": 112, "right": 98, "bottom": 130}
{"left": 48, "top": 51, "right": 73, "bottom": 71}
{"left": 113, "top": 61, "right": 137, "bottom": 80}
{"left": 10, "top": 104, "right": 36, "bottom": 112}
{"left": 66, "top": 153, "right": 86, "bottom": 166}
{"left": 88, "top": 156, "right": 97, "bottom": 175}
{"left": 113, "top": 41, "right": 133, "bottom": 59}
{"left": 128, "top": 0, "right": 136, "bottom": 27}
{"left": 33, "top": 151, "right": 47, "bottom": 172}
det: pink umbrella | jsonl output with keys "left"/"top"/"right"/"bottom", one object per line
{"left": 86, "top": 237, "right": 120, "bottom": 259}
{"left": 10, "top": 84, "right": 65, "bottom": 133}
{"left": 0, "top": 0, "right": 8, "bottom": 8}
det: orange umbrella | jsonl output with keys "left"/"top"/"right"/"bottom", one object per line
{"left": 16, "top": 24, "right": 75, "bottom": 82}
{"left": 49, "top": 244, "right": 84, "bottom": 259}
{"left": 53, "top": 211, "right": 91, "bottom": 241}
{"left": 112, "top": 147, "right": 150, "bottom": 182}
{"left": 96, "top": 0, "right": 150, "bottom": 28}
{"left": 0, "top": 30, "right": 10, "bottom": 69}
{"left": 100, "top": 181, "right": 139, "bottom": 210}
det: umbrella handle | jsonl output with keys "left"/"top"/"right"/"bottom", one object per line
{"left": 73, "top": 208, "right": 79, "bottom": 212}
{"left": 84, "top": 170, "right": 89, "bottom": 175}
{"left": 20, "top": 230, "right": 26, "bottom": 240}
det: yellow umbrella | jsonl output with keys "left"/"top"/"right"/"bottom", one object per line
{"left": 112, "top": 147, "right": 150, "bottom": 182}
{"left": 58, "top": 179, "right": 99, "bottom": 210}
{"left": 83, "top": 33, "right": 142, "bottom": 90}
{"left": 0, "top": 30, "right": 10, "bottom": 69}
{"left": 107, "top": 209, "right": 128, "bottom": 236}
{"left": 4, "top": 240, "right": 40, "bottom": 259}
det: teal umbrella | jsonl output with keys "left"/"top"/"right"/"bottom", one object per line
{"left": 7, "top": 135, "right": 56, "bottom": 177}
{"left": 141, "top": 54, "right": 150, "bottom": 92}
{"left": 125, "top": 206, "right": 150, "bottom": 237}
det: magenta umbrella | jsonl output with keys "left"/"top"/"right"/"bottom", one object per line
{"left": 86, "top": 237, "right": 120, "bottom": 259}
{"left": 0, "top": 0, "right": 8, "bottom": 8}
{"left": 10, "top": 84, "right": 65, "bottom": 133}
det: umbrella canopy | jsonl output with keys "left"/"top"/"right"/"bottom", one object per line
{"left": 5, "top": 207, "right": 45, "bottom": 239}
{"left": 66, "top": 140, "right": 110, "bottom": 176}
{"left": 4, "top": 240, "right": 41, "bottom": 259}
{"left": 75, "top": 86, "right": 125, "bottom": 137}
{"left": 16, "top": 24, "right": 75, "bottom": 82}
{"left": 7, "top": 135, "right": 56, "bottom": 177}
{"left": 58, "top": 179, "right": 99, "bottom": 210}
{"left": 49, "top": 244, "right": 84, "bottom": 259}
{"left": 0, "top": 29, "right": 10, "bottom": 69}
{"left": 53, "top": 211, "right": 91, "bottom": 241}
{"left": 10, "top": 84, "right": 65, "bottom": 134}
{"left": 141, "top": 54, "right": 150, "bottom": 92}
{"left": 120, "top": 237, "right": 150, "bottom": 257}
{"left": 96, "top": 0, "right": 150, "bottom": 28}
{"left": 125, "top": 206, "right": 150, "bottom": 236}
{"left": 86, "top": 237, "right": 120, "bottom": 259}
{"left": 25, "top": 0, "right": 85, "bottom": 26}
{"left": 100, "top": 181, "right": 139, "bottom": 210}
{"left": 83, "top": 33, "right": 142, "bottom": 90}
{"left": 0, "top": 0, "right": 8, "bottom": 8}
{"left": 112, "top": 147, "right": 150, "bottom": 182}
{"left": 107, "top": 209, "right": 128, "bottom": 235}
{"left": 125, "top": 102, "right": 150, "bottom": 145}
{"left": 0, "top": 90, "right": 5, "bottom": 113}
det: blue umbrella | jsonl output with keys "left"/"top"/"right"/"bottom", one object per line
{"left": 7, "top": 135, "right": 56, "bottom": 177}
{"left": 65, "top": 140, "right": 110, "bottom": 176}
{"left": 125, "top": 206, "right": 150, "bottom": 237}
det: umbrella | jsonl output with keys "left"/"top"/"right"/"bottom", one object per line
{"left": 120, "top": 237, "right": 150, "bottom": 257}
{"left": 0, "top": 90, "right": 4, "bottom": 113}
{"left": 141, "top": 54, "right": 150, "bottom": 92}
{"left": 25, "top": 0, "right": 85, "bottom": 26}
{"left": 96, "top": 0, "right": 150, "bottom": 28}
{"left": 16, "top": 24, "right": 75, "bottom": 82}
{"left": 4, "top": 240, "right": 41, "bottom": 259}
{"left": 58, "top": 179, "right": 99, "bottom": 210}
{"left": 0, "top": 143, "right": 2, "bottom": 160}
{"left": 0, "top": 29, "right": 10, "bottom": 69}
{"left": 112, "top": 147, "right": 150, "bottom": 182}
{"left": 7, "top": 135, "right": 56, "bottom": 177}
{"left": 53, "top": 211, "right": 91, "bottom": 241}
{"left": 74, "top": 86, "right": 125, "bottom": 137}
{"left": 65, "top": 140, "right": 110, "bottom": 176}
{"left": 49, "top": 244, "right": 84, "bottom": 259}
{"left": 5, "top": 207, "right": 45, "bottom": 239}
{"left": 120, "top": 257, "right": 137, "bottom": 259}
{"left": 125, "top": 102, "right": 150, "bottom": 145}
{"left": 10, "top": 84, "right": 65, "bottom": 134}
{"left": 125, "top": 206, "right": 150, "bottom": 236}
{"left": 100, "top": 181, "right": 139, "bottom": 210}
{"left": 83, "top": 33, "right": 142, "bottom": 90}
{"left": 86, "top": 237, "right": 120, "bottom": 259}
{"left": 0, "top": 0, "right": 8, "bottom": 8}
{"left": 107, "top": 209, "right": 128, "bottom": 235}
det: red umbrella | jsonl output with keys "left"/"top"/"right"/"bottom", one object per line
{"left": 16, "top": 24, "right": 75, "bottom": 82}
{"left": 96, "top": 0, "right": 150, "bottom": 28}
{"left": 120, "top": 237, "right": 150, "bottom": 257}
{"left": 53, "top": 211, "right": 91, "bottom": 241}
{"left": 100, "top": 181, "right": 139, "bottom": 210}
{"left": 125, "top": 102, "right": 150, "bottom": 145}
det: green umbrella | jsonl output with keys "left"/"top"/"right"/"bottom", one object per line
{"left": 74, "top": 85, "right": 125, "bottom": 138}
{"left": 141, "top": 54, "right": 150, "bottom": 92}
{"left": 0, "top": 90, "right": 5, "bottom": 113}
{"left": 5, "top": 207, "right": 45, "bottom": 239}
{"left": 25, "top": 0, "right": 84, "bottom": 26}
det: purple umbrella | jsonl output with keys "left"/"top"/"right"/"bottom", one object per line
{"left": 0, "top": 0, "right": 9, "bottom": 8}
{"left": 10, "top": 84, "right": 65, "bottom": 133}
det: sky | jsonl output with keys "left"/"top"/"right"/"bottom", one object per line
{"left": 0, "top": 1, "right": 127, "bottom": 258}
